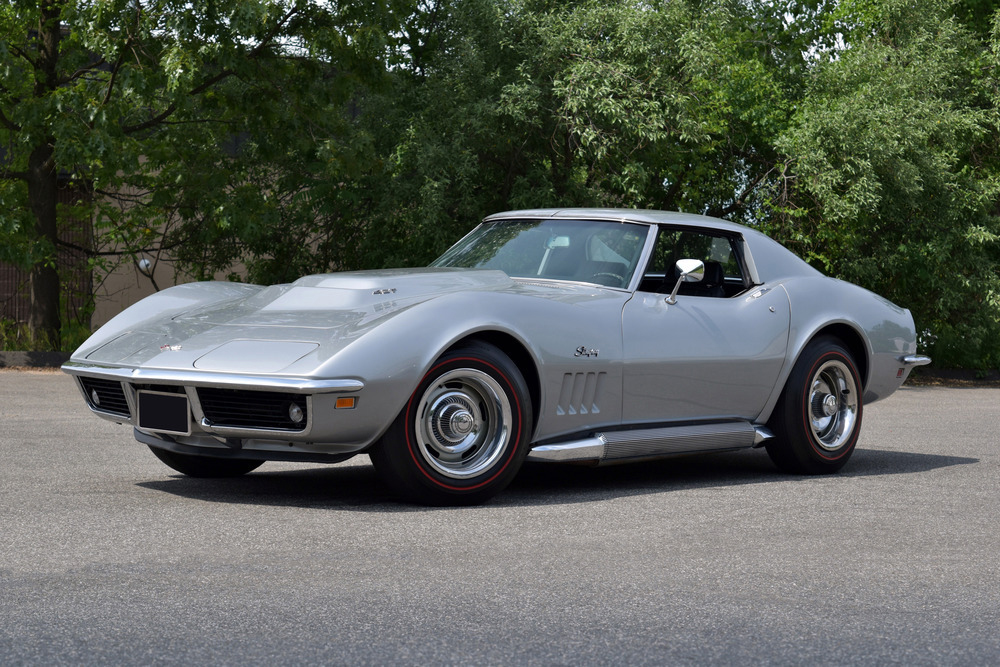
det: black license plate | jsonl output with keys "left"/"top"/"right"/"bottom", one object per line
{"left": 138, "top": 390, "right": 191, "bottom": 435}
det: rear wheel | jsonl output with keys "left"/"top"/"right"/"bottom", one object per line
{"left": 369, "top": 342, "right": 532, "bottom": 505}
{"left": 766, "top": 337, "right": 863, "bottom": 474}
{"left": 148, "top": 446, "right": 264, "bottom": 478}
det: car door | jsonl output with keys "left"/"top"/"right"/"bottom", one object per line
{"left": 621, "top": 227, "right": 790, "bottom": 424}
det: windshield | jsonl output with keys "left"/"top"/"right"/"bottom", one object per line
{"left": 432, "top": 219, "right": 648, "bottom": 289}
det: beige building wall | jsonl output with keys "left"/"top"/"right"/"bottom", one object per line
{"left": 91, "top": 260, "right": 167, "bottom": 328}
{"left": 91, "top": 252, "right": 247, "bottom": 329}
{"left": 89, "top": 169, "right": 248, "bottom": 329}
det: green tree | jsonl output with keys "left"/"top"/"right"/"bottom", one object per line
{"left": 329, "top": 0, "right": 802, "bottom": 271}
{"left": 769, "top": 0, "right": 1000, "bottom": 367}
{"left": 5, "top": 0, "right": 997, "bottom": 368}
{"left": 0, "top": 0, "right": 393, "bottom": 348}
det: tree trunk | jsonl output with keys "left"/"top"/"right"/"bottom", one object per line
{"left": 27, "top": 143, "right": 61, "bottom": 349}
{"left": 25, "top": 2, "right": 64, "bottom": 349}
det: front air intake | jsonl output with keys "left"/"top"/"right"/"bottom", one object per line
{"left": 80, "top": 377, "right": 131, "bottom": 419}
{"left": 197, "top": 387, "right": 308, "bottom": 431}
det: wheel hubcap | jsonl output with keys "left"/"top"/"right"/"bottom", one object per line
{"left": 414, "top": 369, "right": 512, "bottom": 479}
{"left": 808, "top": 359, "right": 859, "bottom": 451}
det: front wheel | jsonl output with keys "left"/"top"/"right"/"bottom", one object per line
{"left": 765, "top": 337, "right": 863, "bottom": 474}
{"left": 148, "top": 446, "right": 264, "bottom": 478}
{"left": 369, "top": 342, "right": 533, "bottom": 505}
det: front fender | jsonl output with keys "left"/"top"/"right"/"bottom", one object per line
{"left": 71, "top": 282, "right": 264, "bottom": 361}
{"left": 303, "top": 287, "right": 628, "bottom": 446}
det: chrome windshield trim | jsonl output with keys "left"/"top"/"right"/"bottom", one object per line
{"left": 900, "top": 355, "right": 932, "bottom": 367}
{"left": 510, "top": 276, "right": 632, "bottom": 292}
{"left": 61, "top": 361, "right": 364, "bottom": 394}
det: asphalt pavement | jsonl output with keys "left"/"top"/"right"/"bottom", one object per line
{"left": 1, "top": 370, "right": 997, "bottom": 665}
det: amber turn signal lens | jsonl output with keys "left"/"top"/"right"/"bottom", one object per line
{"left": 335, "top": 397, "right": 356, "bottom": 409}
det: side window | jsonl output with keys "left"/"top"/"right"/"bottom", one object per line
{"left": 638, "top": 227, "right": 747, "bottom": 297}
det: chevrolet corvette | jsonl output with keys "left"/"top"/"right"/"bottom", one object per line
{"left": 63, "top": 209, "right": 930, "bottom": 504}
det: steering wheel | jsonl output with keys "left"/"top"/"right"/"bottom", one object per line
{"left": 591, "top": 272, "right": 624, "bottom": 287}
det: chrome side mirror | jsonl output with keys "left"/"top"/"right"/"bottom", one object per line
{"left": 665, "top": 259, "right": 705, "bottom": 305}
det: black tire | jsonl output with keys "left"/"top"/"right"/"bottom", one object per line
{"left": 765, "top": 336, "right": 864, "bottom": 474}
{"left": 369, "top": 341, "right": 533, "bottom": 505}
{"left": 148, "top": 446, "right": 264, "bottom": 478}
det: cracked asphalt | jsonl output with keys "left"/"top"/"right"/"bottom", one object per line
{"left": 1, "top": 370, "right": 998, "bottom": 665}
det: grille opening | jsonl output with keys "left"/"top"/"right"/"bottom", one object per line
{"left": 80, "top": 377, "right": 131, "bottom": 418}
{"left": 197, "top": 387, "right": 308, "bottom": 431}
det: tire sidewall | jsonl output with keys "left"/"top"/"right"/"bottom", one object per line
{"left": 795, "top": 345, "right": 863, "bottom": 463}
{"left": 767, "top": 336, "right": 864, "bottom": 474}
{"left": 373, "top": 343, "right": 532, "bottom": 503}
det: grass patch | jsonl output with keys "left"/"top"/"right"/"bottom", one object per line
{"left": 0, "top": 318, "right": 92, "bottom": 353}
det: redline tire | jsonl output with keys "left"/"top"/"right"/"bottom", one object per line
{"left": 369, "top": 342, "right": 532, "bottom": 505}
{"left": 148, "top": 446, "right": 264, "bottom": 477}
{"left": 765, "top": 336, "right": 863, "bottom": 474}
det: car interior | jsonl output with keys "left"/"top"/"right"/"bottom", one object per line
{"left": 638, "top": 227, "right": 749, "bottom": 297}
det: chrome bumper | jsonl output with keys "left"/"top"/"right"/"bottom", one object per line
{"left": 61, "top": 361, "right": 364, "bottom": 394}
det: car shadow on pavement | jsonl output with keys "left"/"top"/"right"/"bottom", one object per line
{"left": 134, "top": 446, "right": 977, "bottom": 511}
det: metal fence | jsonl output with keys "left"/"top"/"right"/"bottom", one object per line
{"left": 0, "top": 183, "right": 94, "bottom": 329}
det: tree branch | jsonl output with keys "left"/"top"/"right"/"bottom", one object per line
{"left": 8, "top": 44, "right": 37, "bottom": 70}
{"left": 101, "top": 47, "right": 128, "bottom": 106}
{"left": 121, "top": 67, "right": 235, "bottom": 134}
{"left": 56, "top": 234, "right": 191, "bottom": 257}
{"left": 121, "top": 5, "right": 301, "bottom": 135}
{"left": 1, "top": 169, "right": 29, "bottom": 181}
{"left": 711, "top": 167, "right": 773, "bottom": 218}
{"left": 58, "top": 58, "right": 108, "bottom": 86}
{"left": 0, "top": 105, "right": 21, "bottom": 132}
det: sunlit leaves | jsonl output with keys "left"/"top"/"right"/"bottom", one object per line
{"left": 771, "top": 0, "right": 1000, "bottom": 366}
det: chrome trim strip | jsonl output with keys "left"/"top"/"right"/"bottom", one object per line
{"left": 900, "top": 355, "right": 932, "bottom": 366}
{"left": 526, "top": 435, "right": 606, "bottom": 462}
{"left": 601, "top": 422, "right": 756, "bottom": 460}
{"left": 511, "top": 276, "right": 631, "bottom": 293}
{"left": 752, "top": 425, "right": 775, "bottom": 446}
{"left": 86, "top": 404, "right": 134, "bottom": 424}
{"left": 527, "top": 421, "right": 759, "bottom": 463}
{"left": 196, "top": 416, "right": 312, "bottom": 439}
{"left": 62, "top": 361, "right": 364, "bottom": 394}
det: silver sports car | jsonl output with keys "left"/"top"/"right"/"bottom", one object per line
{"left": 63, "top": 208, "right": 930, "bottom": 504}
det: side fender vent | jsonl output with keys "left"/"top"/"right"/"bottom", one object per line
{"left": 555, "top": 372, "right": 606, "bottom": 416}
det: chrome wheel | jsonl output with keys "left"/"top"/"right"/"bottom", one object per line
{"left": 413, "top": 368, "right": 513, "bottom": 479}
{"left": 808, "top": 359, "right": 859, "bottom": 451}
{"left": 370, "top": 341, "right": 532, "bottom": 504}
{"left": 765, "top": 336, "right": 863, "bottom": 475}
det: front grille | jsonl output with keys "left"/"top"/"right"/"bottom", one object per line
{"left": 197, "top": 388, "right": 308, "bottom": 431}
{"left": 133, "top": 384, "right": 185, "bottom": 394}
{"left": 80, "top": 377, "right": 131, "bottom": 418}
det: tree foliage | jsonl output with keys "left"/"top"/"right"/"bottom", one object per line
{"left": 767, "top": 0, "right": 1000, "bottom": 366}
{"left": 2, "top": 0, "right": 998, "bottom": 367}
{"left": 337, "top": 0, "right": 1000, "bottom": 367}
{"left": 0, "top": 0, "right": 395, "bottom": 344}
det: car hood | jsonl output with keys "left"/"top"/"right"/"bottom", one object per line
{"left": 79, "top": 268, "right": 516, "bottom": 372}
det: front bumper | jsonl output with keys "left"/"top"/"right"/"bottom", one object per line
{"left": 61, "top": 361, "right": 364, "bottom": 394}
{"left": 62, "top": 361, "right": 376, "bottom": 457}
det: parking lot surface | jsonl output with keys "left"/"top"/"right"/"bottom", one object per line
{"left": 1, "top": 370, "right": 998, "bottom": 665}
